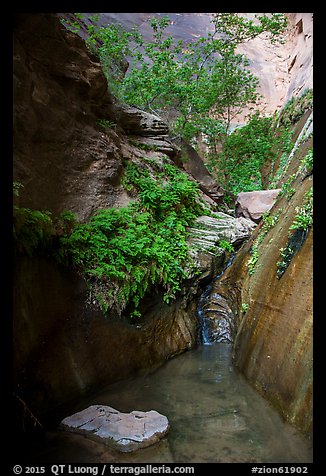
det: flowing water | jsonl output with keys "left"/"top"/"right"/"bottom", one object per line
{"left": 23, "top": 253, "right": 312, "bottom": 463}
{"left": 198, "top": 254, "right": 235, "bottom": 344}
{"left": 28, "top": 342, "right": 312, "bottom": 463}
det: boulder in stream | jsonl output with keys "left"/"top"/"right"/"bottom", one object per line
{"left": 60, "top": 405, "right": 170, "bottom": 452}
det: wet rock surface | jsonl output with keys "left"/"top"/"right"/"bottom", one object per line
{"left": 199, "top": 292, "right": 236, "bottom": 344}
{"left": 61, "top": 405, "right": 170, "bottom": 452}
{"left": 26, "top": 344, "right": 312, "bottom": 463}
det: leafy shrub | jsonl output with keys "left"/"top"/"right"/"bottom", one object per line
{"left": 14, "top": 163, "right": 204, "bottom": 319}
{"left": 276, "top": 227, "right": 310, "bottom": 279}
{"left": 96, "top": 119, "right": 117, "bottom": 130}
{"left": 13, "top": 207, "right": 54, "bottom": 256}
{"left": 298, "top": 149, "right": 313, "bottom": 177}
{"left": 13, "top": 181, "right": 56, "bottom": 255}
{"left": 61, "top": 13, "right": 287, "bottom": 141}
{"left": 241, "top": 303, "right": 249, "bottom": 313}
{"left": 279, "top": 89, "right": 313, "bottom": 126}
{"left": 218, "top": 240, "right": 234, "bottom": 253}
{"left": 13, "top": 181, "right": 23, "bottom": 197}
{"left": 276, "top": 245, "right": 294, "bottom": 278}
{"left": 208, "top": 112, "right": 292, "bottom": 194}
{"left": 246, "top": 207, "right": 282, "bottom": 275}
{"left": 289, "top": 188, "right": 313, "bottom": 232}
{"left": 278, "top": 174, "right": 296, "bottom": 200}
{"left": 247, "top": 243, "right": 259, "bottom": 276}
{"left": 276, "top": 188, "right": 312, "bottom": 278}
{"left": 59, "top": 162, "right": 205, "bottom": 318}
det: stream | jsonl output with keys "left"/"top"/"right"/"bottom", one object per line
{"left": 20, "top": 253, "right": 313, "bottom": 463}
{"left": 198, "top": 254, "right": 235, "bottom": 344}
{"left": 27, "top": 342, "right": 312, "bottom": 463}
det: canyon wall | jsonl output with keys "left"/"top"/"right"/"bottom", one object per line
{"left": 13, "top": 13, "right": 224, "bottom": 423}
{"left": 236, "top": 13, "right": 313, "bottom": 120}
{"left": 13, "top": 254, "right": 201, "bottom": 422}
{"left": 13, "top": 12, "right": 313, "bottom": 437}
{"left": 211, "top": 114, "right": 313, "bottom": 434}
{"left": 229, "top": 19, "right": 313, "bottom": 430}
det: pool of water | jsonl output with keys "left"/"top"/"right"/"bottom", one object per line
{"left": 29, "top": 342, "right": 312, "bottom": 463}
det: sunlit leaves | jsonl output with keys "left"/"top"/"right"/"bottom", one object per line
{"left": 208, "top": 112, "right": 293, "bottom": 194}
{"left": 59, "top": 163, "right": 204, "bottom": 317}
{"left": 76, "top": 12, "right": 287, "bottom": 140}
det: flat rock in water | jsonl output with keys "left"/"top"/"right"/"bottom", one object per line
{"left": 60, "top": 405, "right": 170, "bottom": 452}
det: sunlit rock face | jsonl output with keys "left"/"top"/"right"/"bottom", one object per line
{"left": 236, "top": 13, "right": 313, "bottom": 121}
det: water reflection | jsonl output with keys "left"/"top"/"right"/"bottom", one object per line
{"left": 56, "top": 343, "right": 312, "bottom": 463}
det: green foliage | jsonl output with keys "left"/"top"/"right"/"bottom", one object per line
{"left": 59, "top": 209, "right": 77, "bottom": 223}
{"left": 60, "top": 14, "right": 134, "bottom": 95}
{"left": 69, "top": 13, "right": 287, "bottom": 140}
{"left": 55, "top": 210, "right": 78, "bottom": 237}
{"left": 13, "top": 207, "right": 54, "bottom": 256}
{"left": 208, "top": 112, "right": 292, "bottom": 194}
{"left": 212, "top": 13, "right": 287, "bottom": 45}
{"left": 218, "top": 240, "right": 234, "bottom": 253}
{"left": 122, "top": 162, "right": 204, "bottom": 222}
{"left": 247, "top": 243, "right": 259, "bottom": 276}
{"left": 128, "top": 139, "right": 159, "bottom": 151}
{"left": 276, "top": 245, "right": 294, "bottom": 278}
{"left": 276, "top": 188, "right": 312, "bottom": 278}
{"left": 58, "top": 162, "right": 204, "bottom": 318}
{"left": 279, "top": 89, "right": 313, "bottom": 126}
{"left": 276, "top": 226, "right": 310, "bottom": 279}
{"left": 278, "top": 174, "right": 297, "bottom": 200}
{"left": 241, "top": 303, "right": 249, "bottom": 313}
{"left": 118, "top": 12, "right": 286, "bottom": 137}
{"left": 289, "top": 188, "right": 313, "bottom": 232}
{"left": 246, "top": 207, "right": 282, "bottom": 275}
{"left": 60, "top": 17, "right": 82, "bottom": 34}
{"left": 13, "top": 181, "right": 23, "bottom": 197}
{"left": 85, "top": 20, "right": 138, "bottom": 96}
{"left": 13, "top": 182, "right": 52, "bottom": 255}
{"left": 298, "top": 148, "right": 313, "bottom": 177}
{"left": 96, "top": 119, "right": 117, "bottom": 130}
{"left": 259, "top": 209, "right": 282, "bottom": 242}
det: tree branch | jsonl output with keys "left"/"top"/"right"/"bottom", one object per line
{"left": 14, "top": 393, "right": 43, "bottom": 430}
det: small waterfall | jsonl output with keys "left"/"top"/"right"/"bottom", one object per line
{"left": 197, "top": 281, "right": 215, "bottom": 345}
{"left": 197, "top": 254, "right": 235, "bottom": 345}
